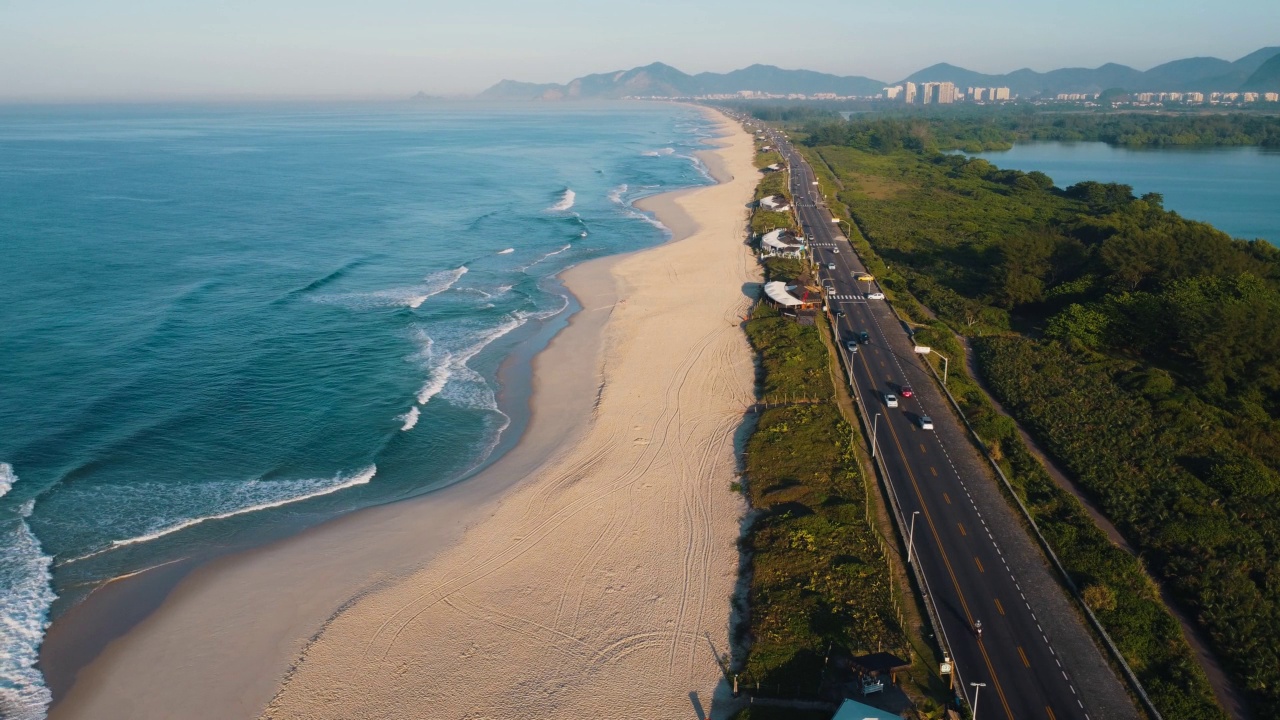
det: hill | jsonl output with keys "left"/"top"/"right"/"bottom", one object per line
{"left": 478, "top": 62, "right": 885, "bottom": 100}
{"left": 1243, "top": 53, "right": 1280, "bottom": 91}
{"left": 476, "top": 47, "right": 1280, "bottom": 100}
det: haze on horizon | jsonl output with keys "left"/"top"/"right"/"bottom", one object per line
{"left": 2, "top": 0, "right": 1276, "bottom": 101}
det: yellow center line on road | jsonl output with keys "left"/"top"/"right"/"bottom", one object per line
{"left": 930, "top": 466, "right": 938, "bottom": 476}
{"left": 1018, "top": 646, "right": 1032, "bottom": 668}
{"left": 943, "top": 493, "right": 951, "bottom": 504}
{"left": 1046, "top": 707, "right": 1057, "bottom": 720}
{"left": 975, "top": 556, "right": 985, "bottom": 573}
{"left": 995, "top": 598, "right": 1005, "bottom": 615}
{"left": 920, "top": 443, "right": 927, "bottom": 454}
{"left": 856, "top": 350, "right": 1016, "bottom": 720}
{"left": 958, "top": 522, "right": 967, "bottom": 536}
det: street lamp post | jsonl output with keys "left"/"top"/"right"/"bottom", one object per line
{"left": 970, "top": 682, "right": 987, "bottom": 719}
{"left": 907, "top": 510, "right": 920, "bottom": 564}
{"left": 935, "top": 351, "right": 950, "bottom": 386}
{"left": 871, "top": 412, "right": 882, "bottom": 458}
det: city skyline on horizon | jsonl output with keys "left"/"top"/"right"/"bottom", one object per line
{"left": 1, "top": 0, "right": 1277, "bottom": 100}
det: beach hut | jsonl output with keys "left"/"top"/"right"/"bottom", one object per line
{"left": 760, "top": 229, "right": 805, "bottom": 259}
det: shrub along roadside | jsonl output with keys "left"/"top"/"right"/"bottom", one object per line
{"left": 736, "top": 296, "right": 904, "bottom": 700}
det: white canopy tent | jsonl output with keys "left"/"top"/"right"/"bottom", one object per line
{"left": 763, "top": 281, "right": 805, "bottom": 307}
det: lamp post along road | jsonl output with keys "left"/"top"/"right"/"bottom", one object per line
{"left": 907, "top": 510, "right": 920, "bottom": 565}
{"left": 971, "top": 682, "right": 987, "bottom": 719}
{"left": 871, "top": 412, "right": 882, "bottom": 458}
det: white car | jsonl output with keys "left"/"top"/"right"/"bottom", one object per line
{"left": 884, "top": 393, "right": 898, "bottom": 408}
{"left": 866, "top": 292, "right": 885, "bottom": 300}
{"left": 919, "top": 415, "right": 934, "bottom": 430}
{"left": 832, "top": 248, "right": 839, "bottom": 254}
{"left": 827, "top": 262, "right": 836, "bottom": 270}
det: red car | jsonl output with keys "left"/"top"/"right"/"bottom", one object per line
{"left": 901, "top": 385, "right": 914, "bottom": 398}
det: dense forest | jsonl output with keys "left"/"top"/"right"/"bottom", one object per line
{"left": 754, "top": 107, "right": 1280, "bottom": 150}
{"left": 793, "top": 120, "right": 1280, "bottom": 716}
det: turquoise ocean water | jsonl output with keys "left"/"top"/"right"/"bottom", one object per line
{"left": 971, "top": 141, "right": 1280, "bottom": 244}
{"left": 0, "top": 102, "right": 716, "bottom": 718}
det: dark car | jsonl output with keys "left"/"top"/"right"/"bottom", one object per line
{"left": 858, "top": 331, "right": 870, "bottom": 344}
{"left": 901, "top": 385, "right": 914, "bottom": 398}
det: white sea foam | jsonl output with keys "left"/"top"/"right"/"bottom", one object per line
{"left": 314, "top": 266, "right": 467, "bottom": 310}
{"left": 497, "top": 248, "right": 515, "bottom": 255}
{"left": 641, "top": 147, "right": 675, "bottom": 157}
{"left": 66, "top": 467, "right": 377, "bottom": 563}
{"left": 414, "top": 315, "right": 526, "bottom": 412}
{"left": 547, "top": 188, "right": 576, "bottom": 212}
{"left": 607, "top": 184, "right": 627, "bottom": 204}
{"left": 525, "top": 244, "right": 572, "bottom": 270}
{"left": 0, "top": 462, "right": 13, "bottom": 500}
{"left": 398, "top": 406, "right": 421, "bottom": 431}
{"left": 608, "top": 183, "right": 669, "bottom": 235}
{"left": 0, "top": 464, "right": 56, "bottom": 720}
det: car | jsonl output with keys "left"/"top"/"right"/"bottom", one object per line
{"left": 846, "top": 341, "right": 859, "bottom": 354}
{"left": 901, "top": 385, "right": 914, "bottom": 398}
{"left": 866, "top": 292, "right": 885, "bottom": 300}
{"left": 884, "top": 393, "right": 898, "bottom": 408}
{"left": 827, "top": 262, "right": 836, "bottom": 270}
{"left": 858, "top": 331, "right": 870, "bottom": 344}
{"left": 832, "top": 248, "right": 839, "bottom": 254}
{"left": 918, "top": 415, "right": 934, "bottom": 430}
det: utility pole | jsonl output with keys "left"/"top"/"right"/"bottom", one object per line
{"left": 872, "top": 412, "right": 882, "bottom": 458}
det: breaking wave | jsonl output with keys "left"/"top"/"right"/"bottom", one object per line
{"left": 65, "top": 467, "right": 378, "bottom": 563}
{"left": 0, "top": 464, "right": 56, "bottom": 720}
{"left": 398, "top": 406, "right": 421, "bottom": 431}
{"left": 313, "top": 266, "right": 467, "bottom": 310}
{"left": 547, "top": 188, "right": 575, "bottom": 212}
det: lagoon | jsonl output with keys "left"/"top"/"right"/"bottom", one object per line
{"left": 972, "top": 142, "right": 1280, "bottom": 244}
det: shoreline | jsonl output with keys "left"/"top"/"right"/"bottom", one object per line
{"left": 48, "top": 107, "right": 760, "bottom": 719}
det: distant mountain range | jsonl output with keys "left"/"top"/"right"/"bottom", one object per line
{"left": 477, "top": 47, "right": 1280, "bottom": 100}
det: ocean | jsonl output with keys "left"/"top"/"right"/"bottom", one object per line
{"left": 970, "top": 141, "right": 1280, "bottom": 244}
{"left": 0, "top": 101, "right": 717, "bottom": 718}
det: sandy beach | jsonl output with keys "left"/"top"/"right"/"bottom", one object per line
{"left": 49, "top": 107, "right": 760, "bottom": 720}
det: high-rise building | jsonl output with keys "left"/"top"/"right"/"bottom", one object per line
{"left": 1265, "top": 92, "right": 1279, "bottom": 102}
{"left": 938, "top": 82, "right": 959, "bottom": 103}
{"left": 904, "top": 82, "right": 918, "bottom": 104}
{"left": 992, "top": 87, "right": 1011, "bottom": 101}
{"left": 1186, "top": 92, "right": 1205, "bottom": 103}
{"left": 1243, "top": 92, "right": 1259, "bottom": 102}
{"left": 884, "top": 86, "right": 902, "bottom": 100}
{"left": 970, "top": 87, "right": 986, "bottom": 101}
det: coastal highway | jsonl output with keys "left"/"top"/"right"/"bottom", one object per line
{"left": 753, "top": 123, "right": 1139, "bottom": 720}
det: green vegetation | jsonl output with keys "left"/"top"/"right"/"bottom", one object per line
{"left": 801, "top": 111, "right": 1280, "bottom": 151}
{"left": 745, "top": 302, "right": 832, "bottom": 400}
{"left": 740, "top": 302, "right": 903, "bottom": 697}
{"left": 751, "top": 159, "right": 797, "bottom": 235}
{"left": 788, "top": 124, "right": 1280, "bottom": 716}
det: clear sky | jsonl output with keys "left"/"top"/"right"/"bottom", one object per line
{"left": 2, "top": 0, "right": 1276, "bottom": 100}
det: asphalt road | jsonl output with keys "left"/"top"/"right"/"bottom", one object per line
{"left": 752, "top": 125, "right": 1139, "bottom": 720}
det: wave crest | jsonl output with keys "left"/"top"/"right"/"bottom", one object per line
{"left": 547, "top": 188, "right": 575, "bottom": 212}
{"left": 65, "top": 466, "right": 377, "bottom": 563}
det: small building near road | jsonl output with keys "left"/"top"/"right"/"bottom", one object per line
{"left": 759, "top": 195, "right": 791, "bottom": 213}
{"left": 762, "top": 163, "right": 783, "bottom": 172}
{"left": 760, "top": 229, "right": 805, "bottom": 259}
